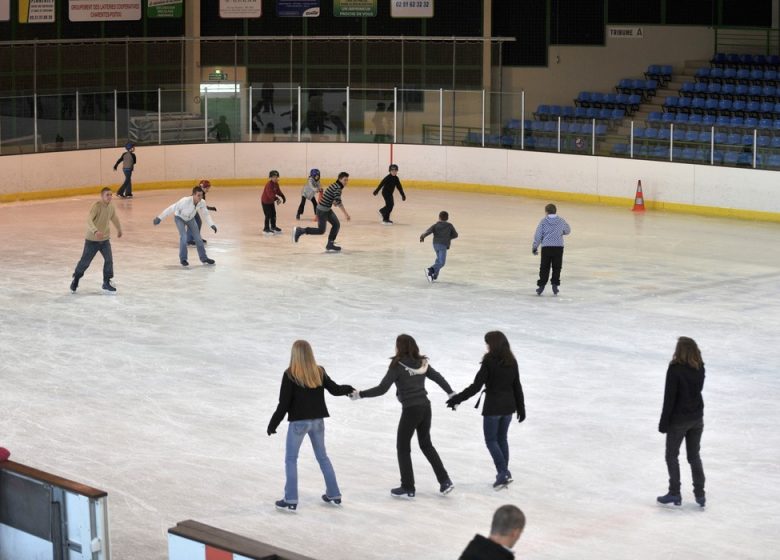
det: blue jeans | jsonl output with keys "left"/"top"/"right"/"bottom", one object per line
{"left": 185, "top": 213, "right": 202, "bottom": 243}
{"left": 174, "top": 216, "right": 207, "bottom": 262}
{"left": 284, "top": 418, "right": 340, "bottom": 504}
{"left": 118, "top": 168, "right": 133, "bottom": 196}
{"left": 483, "top": 415, "right": 512, "bottom": 477}
{"left": 431, "top": 243, "right": 448, "bottom": 275}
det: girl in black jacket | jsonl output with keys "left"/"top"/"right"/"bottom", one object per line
{"left": 267, "top": 340, "right": 354, "bottom": 512}
{"left": 447, "top": 331, "right": 525, "bottom": 489}
{"left": 657, "top": 336, "right": 706, "bottom": 507}
{"left": 351, "top": 334, "right": 455, "bottom": 498}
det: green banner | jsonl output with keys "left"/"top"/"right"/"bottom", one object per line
{"left": 147, "top": 0, "right": 182, "bottom": 18}
{"left": 334, "top": 0, "right": 376, "bottom": 17}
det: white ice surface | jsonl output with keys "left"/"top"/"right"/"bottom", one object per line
{"left": 1, "top": 186, "right": 779, "bottom": 560}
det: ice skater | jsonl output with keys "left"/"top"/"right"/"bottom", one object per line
{"left": 373, "top": 163, "right": 406, "bottom": 224}
{"left": 152, "top": 185, "right": 217, "bottom": 266}
{"left": 657, "top": 336, "right": 706, "bottom": 508}
{"left": 446, "top": 331, "right": 526, "bottom": 490}
{"left": 420, "top": 210, "right": 458, "bottom": 282}
{"left": 293, "top": 172, "right": 351, "bottom": 252}
{"left": 267, "top": 340, "right": 355, "bottom": 512}
{"left": 459, "top": 505, "right": 526, "bottom": 560}
{"left": 532, "top": 203, "right": 571, "bottom": 295}
{"left": 350, "top": 334, "right": 456, "bottom": 498}
{"left": 70, "top": 187, "right": 122, "bottom": 294}
{"left": 186, "top": 180, "right": 217, "bottom": 246}
{"left": 296, "top": 168, "right": 322, "bottom": 220}
{"left": 261, "top": 170, "right": 287, "bottom": 234}
{"left": 113, "top": 142, "right": 136, "bottom": 198}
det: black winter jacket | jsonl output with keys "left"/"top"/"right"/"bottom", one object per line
{"left": 267, "top": 369, "right": 353, "bottom": 434}
{"left": 449, "top": 355, "right": 525, "bottom": 419}
{"left": 459, "top": 535, "right": 514, "bottom": 560}
{"left": 658, "top": 363, "right": 705, "bottom": 433}
{"left": 359, "top": 358, "right": 453, "bottom": 408}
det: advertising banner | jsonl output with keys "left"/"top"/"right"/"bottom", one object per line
{"left": 391, "top": 0, "right": 433, "bottom": 18}
{"left": 147, "top": 0, "right": 182, "bottom": 18}
{"left": 334, "top": 0, "right": 376, "bottom": 17}
{"left": 19, "top": 0, "right": 56, "bottom": 23}
{"left": 0, "top": 0, "right": 9, "bottom": 22}
{"left": 69, "top": 1, "right": 142, "bottom": 21}
{"left": 277, "top": 0, "right": 320, "bottom": 17}
{"left": 220, "top": 0, "right": 262, "bottom": 18}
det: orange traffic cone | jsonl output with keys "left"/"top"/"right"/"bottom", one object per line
{"left": 632, "top": 180, "right": 646, "bottom": 212}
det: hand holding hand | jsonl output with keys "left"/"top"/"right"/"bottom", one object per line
{"left": 211, "top": 225, "right": 218, "bottom": 233}
{"left": 445, "top": 398, "right": 459, "bottom": 411}
{"left": 343, "top": 385, "right": 356, "bottom": 395}
{"left": 349, "top": 390, "right": 361, "bottom": 401}
{"left": 153, "top": 217, "right": 161, "bottom": 226}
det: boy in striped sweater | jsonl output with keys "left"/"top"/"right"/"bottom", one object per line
{"left": 532, "top": 203, "right": 571, "bottom": 296}
{"left": 293, "top": 172, "right": 351, "bottom": 252}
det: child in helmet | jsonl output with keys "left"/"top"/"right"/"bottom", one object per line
{"left": 261, "top": 170, "right": 287, "bottom": 234}
{"left": 297, "top": 168, "right": 322, "bottom": 220}
{"left": 114, "top": 142, "right": 137, "bottom": 198}
{"left": 187, "top": 180, "right": 217, "bottom": 246}
{"left": 373, "top": 163, "right": 405, "bottom": 224}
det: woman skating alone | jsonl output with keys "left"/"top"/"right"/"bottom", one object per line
{"left": 446, "top": 331, "right": 525, "bottom": 490}
{"left": 657, "top": 336, "right": 706, "bottom": 507}
{"left": 351, "top": 334, "right": 455, "bottom": 498}
{"left": 267, "top": 340, "right": 355, "bottom": 512}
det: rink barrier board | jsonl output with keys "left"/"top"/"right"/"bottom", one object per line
{"left": 2, "top": 177, "right": 778, "bottom": 223}
{"left": 168, "top": 519, "right": 319, "bottom": 560}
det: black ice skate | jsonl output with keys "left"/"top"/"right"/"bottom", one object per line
{"left": 181, "top": 259, "right": 189, "bottom": 266}
{"left": 293, "top": 227, "right": 304, "bottom": 243}
{"left": 326, "top": 242, "right": 341, "bottom": 252}
{"left": 273, "top": 227, "right": 282, "bottom": 234}
{"left": 70, "top": 276, "right": 80, "bottom": 293}
{"left": 493, "top": 472, "right": 513, "bottom": 491}
{"left": 391, "top": 487, "right": 415, "bottom": 499}
{"left": 425, "top": 267, "right": 434, "bottom": 283}
{"left": 536, "top": 285, "right": 544, "bottom": 295}
{"left": 439, "top": 479, "right": 454, "bottom": 495}
{"left": 656, "top": 493, "right": 682, "bottom": 506}
{"left": 321, "top": 494, "right": 342, "bottom": 507}
{"left": 552, "top": 285, "right": 559, "bottom": 295}
{"left": 275, "top": 499, "right": 297, "bottom": 512}
{"left": 102, "top": 281, "right": 117, "bottom": 293}
{"left": 202, "top": 258, "right": 215, "bottom": 265}
{"left": 695, "top": 494, "right": 706, "bottom": 507}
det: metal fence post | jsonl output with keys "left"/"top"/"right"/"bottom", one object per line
{"left": 393, "top": 86, "right": 397, "bottom": 143}
{"left": 753, "top": 129, "right": 757, "bottom": 168}
{"left": 521, "top": 91, "right": 525, "bottom": 150}
{"left": 248, "top": 85, "right": 253, "bottom": 141}
{"left": 76, "top": 91, "right": 80, "bottom": 150}
{"left": 481, "top": 89, "right": 485, "bottom": 147}
{"left": 711, "top": 126, "right": 715, "bottom": 165}
{"left": 346, "top": 86, "right": 350, "bottom": 143}
{"left": 34, "top": 92, "right": 38, "bottom": 153}
{"left": 439, "top": 88, "right": 443, "bottom": 145}
{"left": 158, "top": 87, "right": 162, "bottom": 145}
{"left": 557, "top": 116, "right": 561, "bottom": 152}
{"left": 630, "top": 120, "right": 634, "bottom": 158}
{"left": 670, "top": 123, "right": 674, "bottom": 161}
{"left": 204, "top": 87, "right": 209, "bottom": 143}
{"left": 297, "top": 86, "right": 301, "bottom": 142}
{"left": 591, "top": 118, "right": 595, "bottom": 156}
{"left": 114, "top": 89, "right": 118, "bottom": 147}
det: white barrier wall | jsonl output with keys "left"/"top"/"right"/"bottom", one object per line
{"left": 1, "top": 143, "right": 778, "bottom": 217}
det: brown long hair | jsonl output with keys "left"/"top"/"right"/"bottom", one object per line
{"left": 390, "top": 334, "right": 427, "bottom": 366}
{"left": 670, "top": 336, "right": 703, "bottom": 370}
{"left": 288, "top": 340, "right": 324, "bottom": 388}
{"left": 484, "top": 331, "right": 517, "bottom": 367}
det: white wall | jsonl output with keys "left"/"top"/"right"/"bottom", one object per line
{"left": 1, "top": 143, "right": 778, "bottom": 217}
{"left": 498, "top": 26, "right": 715, "bottom": 114}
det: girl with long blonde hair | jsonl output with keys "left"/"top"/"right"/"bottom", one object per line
{"left": 267, "top": 340, "right": 354, "bottom": 512}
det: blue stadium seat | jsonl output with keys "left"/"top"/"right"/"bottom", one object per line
{"left": 574, "top": 107, "right": 588, "bottom": 119}
{"left": 597, "top": 108, "right": 611, "bottom": 120}
{"left": 680, "top": 82, "right": 695, "bottom": 97}
{"left": 761, "top": 85, "right": 776, "bottom": 100}
{"left": 575, "top": 92, "right": 591, "bottom": 107}
{"left": 695, "top": 67, "right": 710, "bottom": 82}
{"left": 744, "top": 117, "right": 759, "bottom": 130}
{"left": 543, "top": 121, "right": 557, "bottom": 133}
{"left": 748, "top": 85, "right": 762, "bottom": 100}
{"left": 681, "top": 147, "right": 696, "bottom": 160}
{"left": 714, "top": 131, "right": 728, "bottom": 144}
{"left": 740, "top": 133, "right": 754, "bottom": 146}
{"left": 549, "top": 105, "right": 563, "bottom": 118}
{"left": 644, "top": 127, "right": 659, "bottom": 140}
{"left": 724, "top": 68, "right": 738, "bottom": 83}
{"left": 764, "top": 69, "right": 778, "bottom": 84}
{"left": 721, "top": 83, "right": 736, "bottom": 99}
{"left": 737, "top": 152, "right": 753, "bottom": 166}
{"left": 769, "top": 55, "right": 780, "bottom": 69}
{"left": 718, "top": 99, "right": 733, "bottom": 114}
{"left": 675, "top": 113, "right": 689, "bottom": 125}
{"left": 753, "top": 54, "right": 768, "bottom": 68}
{"left": 661, "top": 112, "right": 675, "bottom": 124}
{"left": 535, "top": 105, "right": 550, "bottom": 119}
{"left": 705, "top": 98, "right": 719, "bottom": 114}
{"left": 465, "top": 132, "right": 480, "bottom": 144}
{"left": 562, "top": 106, "right": 575, "bottom": 119}
{"left": 684, "top": 130, "right": 699, "bottom": 142}
{"left": 689, "top": 113, "right": 703, "bottom": 127}
{"left": 711, "top": 53, "right": 727, "bottom": 67}
{"left": 617, "top": 78, "right": 633, "bottom": 93}
{"left": 716, "top": 115, "right": 731, "bottom": 128}
{"left": 727, "top": 132, "right": 741, "bottom": 144}
{"left": 738, "top": 54, "right": 754, "bottom": 67}
{"left": 732, "top": 100, "right": 747, "bottom": 116}
{"left": 767, "top": 154, "right": 780, "bottom": 168}
{"left": 694, "top": 82, "right": 708, "bottom": 96}
{"left": 746, "top": 102, "right": 761, "bottom": 118}
{"left": 612, "top": 143, "right": 628, "bottom": 155}
{"left": 770, "top": 136, "right": 780, "bottom": 149}
{"left": 723, "top": 151, "right": 739, "bottom": 165}
{"left": 647, "top": 111, "right": 663, "bottom": 124}
{"left": 663, "top": 96, "right": 679, "bottom": 111}
{"left": 757, "top": 135, "right": 770, "bottom": 148}
{"left": 628, "top": 94, "right": 642, "bottom": 112}
{"left": 673, "top": 128, "right": 686, "bottom": 142}
{"left": 631, "top": 79, "right": 645, "bottom": 94}
{"left": 709, "top": 67, "right": 724, "bottom": 83}
{"left": 697, "top": 131, "right": 712, "bottom": 143}
{"left": 726, "top": 53, "right": 740, "bottom": 67}
{"left": 691, "top": 98, "right": 706, "bottom": 114}
{"left": 595, "top": 124, "right": 608, "bottom": 135}
{"left": 590, "top": 92, "right": 606, "bottom": 107}
{"left": 694, "top": 148, "right": 708, "bottom": 162}
{"left": 677, "top": 97, "right": 692, "bottom": 113}
{"left": 703, "top": 114, "right": 717, "bottom": 127}
{"left": 604, "top": 93, "right": 618, "bottom": 108}
{"left": 760, "top": 102, "right": 775, "bottom": 118}
{"left": 586, "top": 107, "right": 599, "bottom": 119}
{"left": 657, "top": 128, "right": 671, "bottom": 141}
{"left": 633, "top": 127, "right": 646, "bottom": 139}
{"left": 524, "top": 136, "right": 535, "bottom": 149}
{"left": 750, "top": 69, "right": 764, "bottom": 84}
{"left": 735, "top": 84, "right": 749, "bottom": 99}
{"left": 729, "top": 116, "right": 744, "bottom": 128}
{"left": 737, "top": 68, "right": 751, "bottom": 83}
{"left": 645, "top": 80, "right": 657, "bottom": 96}
{"left": 758, "top": 117, "right": 773, "bottom": 130}
{"left": 611, "top": 108, "right": 625, "bottom": 120}
{"left": 652, "top": 145, "right": 669, "bottom": 158}
{"left": 706, "top": 82, "right": 721, "bottom": 97}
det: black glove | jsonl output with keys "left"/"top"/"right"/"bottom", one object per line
{"left": 373, "top": 190, "right": 379, "bottom": 196}
{"left": 658, "top": 424, "right": 667, "bottom": 434}
{"left": 113, "top": 165, "right": 118, "bottom": 171}
{"left": 211, "top": 225, "right": 217, "bottom": 233}
{"left": 153, "top": 217, "right": 161, "bottom": 225}
{"left": 532, "top": 248, "right": 538, "bottom": 256}
{"left": 281, "top": 195, "right": 286, "bottom": 204}
{"left": 419, "top": 236, "right": 425, "bottom": 243}
{"left": 343, "top": 385, "right": 356, "bottom": 395}
{"left": 517, "top": 411, "right": 526, "bottom": 423}
{"left": 445, "top": 397, "right": 460, "bottom": 410}
{"left": 401, "top": 195, "right": 406, "bottom": 201}
{"left": 267, "top": 427, "right": 276, "bottom": 436}
{"left": 207, "top": 206, "right": 217, "bottom": 212}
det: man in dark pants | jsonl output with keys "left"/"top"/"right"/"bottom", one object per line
{"left": 113, "top": 142, "right": 136, "bottom": 198}
{"left": 70, "top": 187, "right": 122, "bottom": 293}
{"left": 532, "top": 203, "right": 571, "bottom": 296}
{"left": 459, "top": 505, "right": 526, "bottom": 560}
{"left": 373, "top": 163, "right": 406, "bottom": 224}
{"left": 293, "top": 172, "right": 351, "bottom": 252}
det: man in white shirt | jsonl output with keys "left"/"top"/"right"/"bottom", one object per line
{"left": 153, "top": 186, "right": 217, "bottom": 266}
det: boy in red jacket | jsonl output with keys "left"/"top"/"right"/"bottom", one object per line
{"left": 261, "top": 170, "right": 287, "bottom": 234}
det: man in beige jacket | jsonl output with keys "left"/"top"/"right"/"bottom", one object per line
{"left": 70, "top": 187, "right": 122, "bottom": 293}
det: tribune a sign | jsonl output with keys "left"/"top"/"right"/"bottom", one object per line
{"left": 69, "top": 1, "right": 142, "bottom": 21}
{"left": 608, "top": 26, "right": 644, "bottom": 39}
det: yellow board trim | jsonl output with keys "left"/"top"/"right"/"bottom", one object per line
{"left": 2, "top": 178, "right": 779, "bottom": 223}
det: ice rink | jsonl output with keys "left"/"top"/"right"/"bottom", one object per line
{"left": 1, "top": 184, "right": 779, "bottom": 560}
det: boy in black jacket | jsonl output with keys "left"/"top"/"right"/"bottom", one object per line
{"left": 459, "top": 505, "right": 526, "bottom": 560}
{"left": 420, "top": 210, "right": 458, "bottom": 282}
{"left": 373, "top": 163, "right": 406, "bottom": 224}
